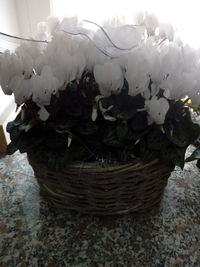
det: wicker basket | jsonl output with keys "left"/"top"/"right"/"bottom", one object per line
{"left": 28, "top": 154, "right": 174, "bottom": 215}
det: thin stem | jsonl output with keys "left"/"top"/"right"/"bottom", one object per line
{"left": 83, "top": 20, "right": 139, "bottom": 51}
{"left": 0, "top": 31, "right": 48, "bottom": 43}
{"left": 62, "top": 30, "right": 118, "bottom": 59}
{"left": 157, "top": 37, "right": 167, "bottom": 46}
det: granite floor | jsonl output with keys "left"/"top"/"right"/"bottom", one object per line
{"left": 0, "top": 149, "right": 200, "bottom": 267}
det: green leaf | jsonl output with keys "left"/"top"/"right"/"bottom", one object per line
{"left": 103, "top": 127, "right": 121, "bottom": 147}
{"left": 31, "top": 146, "right": 71, "bottom": 172}
{"left": 7, "top": 142, "right": 18, "bottom": 155}
{"left": 116, "top": 124, "right": 129, "bottom": 141}
{"left": 9, "top": 127, "right": 23, "bottom": 142}
{"left": 69, "top": 142, "right": 92, "bottom": 162}
{"left": 164, "top": 102, "right": 200, "bottom": 147}
{"left": 7, "top": 125, "right": 46, "bottom": 154}
{"left": 129, "top": 112, "right": 148, "bottom": 132}
{"left": 18, "top": 133, "right": 45, "bottom": 153}
{"left": 197, "top": 159, "right": 200, "bottom": 168}
{"left": 6, "top": 121, "right": 15, "bottom": 133}
{"left": 139, "top": 140, "right": 159, "bottom": 162}
{"left": 147, "top": 126, "right": 170, "bottom": 150}
{"left": 130, "top": 127, "right": 152, "bottom": 140}
{"left": 100, "top": 90, "right": 145, "bottom": 120}
{"left": 48, "top": 150, "right": 71, "bottom": 172}
{"left": 13, "top": 113, "right": 24, "bottom": 126}
{"left": 44, "top": 131, "right": 67, "bottom": 149}
{"left": 161, "top": 145, "right": 186, "bottom": 169}
{"left": 6, "top": 112, "right": 26, "bottom": 133}
{"left": 76, "top": 121, "right": 99, "bottom": 135}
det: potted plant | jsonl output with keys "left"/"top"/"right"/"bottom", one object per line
{"left": 1, "top": 14, "right": 200, "bottom": 215}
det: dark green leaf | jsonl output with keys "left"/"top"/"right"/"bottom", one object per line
{"left": 103, "top": 128, "right": 122, "bottom": 147}
{"left": 139, "top": 140, "right": 159, "bottom": 161}
{"left": 164, "top": 101, "right": 200, "bottom": 147}
{"left": 76, "top": 121, "right": 99, "bottom": 135}
{"left": 44, "top": 131, "right": 67, "bottom": 149}
{"left": 128, "top": 112, "right": 148, "bottom": 132}
{"left": 69, "top": 142, "right": 92, "bottom": 162}
{"left": 116, "top": 124, "right": 129, "bottom": 141}
{"left": 197, "top": 159, "right": 200, "bottom": 168}
{"left": 100, "top": 90, "right": 145, "bottom": 120}
{"left": 9, "top": 127, "right": 22, "bottom": 142}
{"left": 147, "top": 126, "right": 170, "bottom": 150}
{"left": 18, "top": 133, "right": 45, "bottom": 153}
{"left": 6, "top": 121, "right": 15, "bottom": 133}
{"left": 7, "top": 142, "right": 18, "bottom": 155}
{"left": 161, "top": 145, "right": 186, "bottom": 169}
{"left": 31, "top": 146, "right": 71, "bottom": 172}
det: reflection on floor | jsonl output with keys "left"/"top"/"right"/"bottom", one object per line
{"left": 0, "top": 149, "right": 200, "bottom": 266}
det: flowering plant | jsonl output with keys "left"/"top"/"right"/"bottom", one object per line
{"left": 1, "top": 14, "right": 200, "bottom": 171}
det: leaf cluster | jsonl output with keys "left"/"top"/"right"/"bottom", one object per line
{"left": 6, "top": 73, "right": 200, "bottom": 171}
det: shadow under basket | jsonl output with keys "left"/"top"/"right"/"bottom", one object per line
{"left": 28, "top": 154, "right": 174, "bottom": 215}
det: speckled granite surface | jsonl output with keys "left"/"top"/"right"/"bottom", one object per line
{"left": 0, "top": 149, "right": 200, "bottom": 267}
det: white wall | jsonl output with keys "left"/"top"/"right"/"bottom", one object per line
{"left": 15, "top": 0, "right": 51, "bottom": 38}
{"left": 0, "top": 0, "right": 20, "bottom": 51}
{"left": 0, "top": 0, "right": 20, "bottom": 34}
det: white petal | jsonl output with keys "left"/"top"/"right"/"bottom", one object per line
{"left": 145, "top": 96, "right": 169, "bottom": 125}
{"left": 91, "top": 106, "right": 98, "bottom": 121}
{"left": 94, "top": 61, "right": 123, "bottom": 96}
{"left": 38, "top": 106, "right": 49, "bottom": 121}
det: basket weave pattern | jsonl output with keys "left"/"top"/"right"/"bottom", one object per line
{"left": 28, "top": 155, "right": 173, "bottom": 215}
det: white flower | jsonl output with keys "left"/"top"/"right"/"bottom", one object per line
{"left": 134, "top": 12, "right": 159, "bottom": 36}
{"left": 0, "top": 52, "right": 23, "bottom": 95}
{"left": 145, "top": 96, "right": 169, "bottom": 125}
{"left": 37, "top": 21, "right": 49, "bottom": 40}
{"left": 188, "top": 77, "right": 200, "bottom": 105}
{"left": 145, "top": 45, "right": 165, "bottom": 86}
{"left": 43, "top": 31, "right": 86, "bottom": 84}
{"left": 60, "top": 16, "right": 79, "bottom": 30}
{"left": 31, "top": 65, "right": 62, "bottom": 106}
{"left": 141, "top": 82, "right": 160, "bottom": 100}
{"left": 46, "top": 16, "right": 60, "bottom": 35}
{"left": 85, "top": 42, "right": 108, "bottom": 70}
{"left": 94, "top": 61, "right": 124, "bottom": 96}
{"left": 159, "top": 23, "right": 175, "bottom": 41}
{"left": 9, "top": 76, "right": 32, "bottom": 105}
{"left": 134, "top": 12, "right": 145, "bottom": 26}
{"left": 1, "top": 14, "right": 200, "bottom": 117}
{"left": 93, "top": 25, "right": 145, "bottom": 56}
{"left": 174, "top": 35, "right": 183, "bottom": 47}
{"left": 160, "top": 72, "right": 194, "bottom": 99}
{"left": 125, "top": 50, "right": 150, "bottom": 96}
{"left": 15, "top": 42, "right": 43, "bottom": 77}
{"left": 144, "top": 13, "right": 159, "bottom": 36}
{"left": 161, "top": 45, "right": 183, "bottom": 76}
{"left": 182, "top": 45, "right": 198, "bottom": 72}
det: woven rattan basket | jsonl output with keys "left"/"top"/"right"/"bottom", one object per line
{"left": 28, "top": 154, "right": 174, "bottom": 215}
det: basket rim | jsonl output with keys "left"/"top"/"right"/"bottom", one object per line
{"left": 28, "top": 152, "right": 174, "bottom": 174}
{"left": 27, "top": 152, "right": 174, "bottom": 215}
